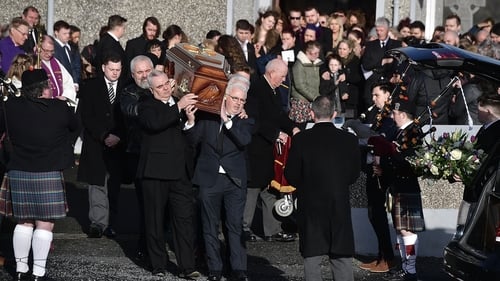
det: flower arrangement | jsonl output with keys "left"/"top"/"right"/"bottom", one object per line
{"left": 407, "top": 129, "right": 487, "bottom": 186}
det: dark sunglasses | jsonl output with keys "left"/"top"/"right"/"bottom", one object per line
{"left": 289, "top": 17, "right": 301, "bottom": 20}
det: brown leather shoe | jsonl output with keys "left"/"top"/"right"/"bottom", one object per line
{"left": 359, "top": 259, "right": 378, "bottom": 270}
{"left": 369, "top": 259, "right": 390, "bottom": 273}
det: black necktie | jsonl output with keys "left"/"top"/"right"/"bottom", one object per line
{"left": 381, "top": 41, "right": 385, "bottom": 49}
{"left": 217, "top": 116, "right": 233, "bottom": 155}
{"left": 217, "top": 123, "right": 224, "bottom": 155}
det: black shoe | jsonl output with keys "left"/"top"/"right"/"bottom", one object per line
{"left": 103, "top": 226, "right": 117, "bottom": 238}
{"left": 264, "top": 231, "right": 296, "bottom": 242}
{"left": 87, "top": 224, "right": 103, "bottom": 238}
{"left": 179, "top": 270, "right": 201, "bottom": 279}
{"left": 15, "top": 272, "right": 29, "bottom": 281}
{"left": 243, "top": 231, "right": 257, "bottom": 242}
{"left": 230, "top": 270, "right": 249, "bottom": 281}
{"left": 152, "top": 268, "right": 166, "bottom": 277}
{"left": 207, "top": 271, "right": 222, "bottom": 281}
{"left": 386, "top": 269, "right": 417, "bottom": 281}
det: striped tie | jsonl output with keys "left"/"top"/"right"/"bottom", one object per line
{"left": 108, "top": 82, "right": 115, "bottom": 104}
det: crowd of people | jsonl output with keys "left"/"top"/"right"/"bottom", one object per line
{"left": 0, "top": 4, "right": 500, "bottom": 281}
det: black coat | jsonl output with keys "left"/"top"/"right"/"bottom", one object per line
{"left": 475, "top": 119, "right": 500, "bottom": 155}
{"left": 1, "top": 97, "right": 78, "bottom": 172}
{"left": 136, "top": 95, "right": 193, "bottom": 180}
{"left": 284, "top": 122, "right": 360, "bottom": 257}
{"left": 94, "top": 33, "right": 128, "bottom": 81}
{"left": 361, "top": 39, "right": 402, "bottom": 106}
{"left": 245, "top": 75, "right": 297, "bottom": 188}
{"left": 125, "top": 35, "right": 149, "bottom": 65}
{"left": 77, "top": 77, "right": 126, "bottom": 186}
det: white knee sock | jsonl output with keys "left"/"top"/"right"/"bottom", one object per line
{"left": 396, "top": 235, "right": 406, "bottom": 271}
{"left": 32, "top": 229, "right": 53, "bottom": 277}
{"left": 402, "top": 234, "right": 418, "bottom": 274}
{"left": 13, "top": 225, "right": 34, "bottom": 274}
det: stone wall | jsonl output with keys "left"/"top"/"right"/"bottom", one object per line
{"left": 1, "top": 0, "right": 229, "bottom": 48}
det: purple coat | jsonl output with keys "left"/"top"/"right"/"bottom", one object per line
{"left": 0, "top": 36, "right": 26, "bottom": 73}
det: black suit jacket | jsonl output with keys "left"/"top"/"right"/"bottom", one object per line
{"left": 95, "top": 33, "right": 128, "bottom": 81}
{"left": 361, "top": 38, "right": 402, "bottom": 106}
{"left": 53, "top": 40, "right": 81, "bottom": 85}
{"left": 245, "top": 75, "right": 297, "bottom": 188}
{"left": 125, "top": 35, "right": 149, "bottom": 65}
{"left": 361, "top": 38, "right": 402, "bottom": 75}
{"left": 476, "top": 119, "right": 500, "bottom": 154}
{"left": 77, "top": 77, "right": 126, "bottom": 185}
{"left": 21, "top": 28, "right": 40, "bottom": 54}
{"left": 284, "top": 122, "right": 360, "bottom": 257}
{"left": 136, "top": 94, "right": 191, "bottom": 180}
{"left": 317, "top": 26, "right": 333, "bottom": 55}
{"left": 246, "top": 42, "right": 257, "bottom": 73}
{"left": 187, "top": 114, "right": 254, "bottom": 188}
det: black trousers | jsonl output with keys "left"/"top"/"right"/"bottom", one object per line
{"left": 199, "top": 173, "right": 247, "bottom": 272}
{"left": 366, "top": 166, "right": 394, "bottom": 261}
{"left": 142, "top": 176, "right": 196, "bottom": 272}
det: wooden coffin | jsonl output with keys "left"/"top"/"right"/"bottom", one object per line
{"left": 166, "top": 43, "right": 230, "bottom": 114}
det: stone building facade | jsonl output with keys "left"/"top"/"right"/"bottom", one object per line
{"left": 1, "top": 1, "right": 497, "bottom": 47}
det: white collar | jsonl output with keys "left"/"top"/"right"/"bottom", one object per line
{"left": 107, "top": 31, "right": 119, "bottom": 42}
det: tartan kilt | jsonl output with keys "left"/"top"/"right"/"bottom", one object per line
{"left": 391, "top": 193, "right": 425, "bottom": 232}
{"left": 8, "top": 170, "right": 68, "bottom": 220}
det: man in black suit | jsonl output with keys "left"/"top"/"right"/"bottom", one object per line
{"left": 304, "top": 7, "right": 333, "bottom": 55}
{"left": 136, "top": 70, "right": 199, "bottom": 278}
{"left": 53, "top": 20, "right": 81, "bottom": 90}
{"left": 94, "top": 15, "right": 128, "bottom": 81}
{"left": 284, "top": 95, "right": 361, "bottom": 281}
{"left": 77, "top": 53, "right": 126, "bottom": 239}
{"left": 185, "top": 76, "right": 253, "bottom": 281}
{"left": 20, "top": 5, "right": 41, "bottom": 54}
{"left": 475, "top": 92, "right": 500, "bottom": 154}
{"left": 463, "top": 88, "right": 500, "bottom": 207}
{"left": 361, "top": 17, "right": 402, "bottom": 111}
{"left": 244, "top": 59, "right": 300, "bottom": 242}
{"left": 235, "top": 19, "right": 257, "bottom": 73}
{"left": 125, "top": 17, "right": 161, "bottom": 66}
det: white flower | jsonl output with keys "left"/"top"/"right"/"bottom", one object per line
{"left": 424, "top": 152, "right": 432, "bottom": 160}
{"left": 430, "top": 164, "right": 440, "bottom": 176}
{"left": 450, "top": 149, "right": 462, "bottom": 161}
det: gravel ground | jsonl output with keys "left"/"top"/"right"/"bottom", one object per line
{"left": 0, "top": 167, "right": 458, "bottom": 281}
{"left": 0, "top": 234, "right": 454, "bottom": 281}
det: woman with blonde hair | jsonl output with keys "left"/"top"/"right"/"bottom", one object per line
{"left": 5, "top": 54, "right": 33, "bottom": 90}
{"left": 328, "top": 15, "right": 345, "bottom": 51}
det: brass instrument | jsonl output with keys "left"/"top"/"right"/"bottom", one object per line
{"left": 34, "top": 25, "right": 44, "bottom": 69}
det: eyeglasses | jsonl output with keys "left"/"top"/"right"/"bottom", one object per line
{"left": 14, "top": 28, "right": 29, "bottom": 37}
{"left": 41, "top": 47, "right": 55, "bottom": 54}
{"left": 289, "top": 17, "right": 301, "bottom": 20}
{"left": 227, "top": 95, "right": 246, "bottom": 104}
